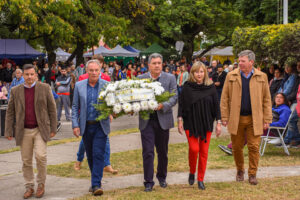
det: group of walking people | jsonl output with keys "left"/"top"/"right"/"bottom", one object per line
{"left": 5, "top": 50, "right": 273, "bottom": 198}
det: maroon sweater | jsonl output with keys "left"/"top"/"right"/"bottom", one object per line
{"left": 24, "top": 86, "right": 38, "bottom": 128}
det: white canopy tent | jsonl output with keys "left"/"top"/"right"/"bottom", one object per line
{"left": 102, "top": 45, "right": 139, "bottom": 57}
{"left": 212, "top": 46, "right": 233, "bottom": 56}
{"left": 193, "top": 46, "right": 233, "bottom": 57}
{"left": 83, "top": 46, "right": 110, "bottom": 57}
{"left": 55, "top": 48, "right": 71, "bottom": 61}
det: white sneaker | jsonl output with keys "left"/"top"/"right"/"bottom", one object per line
{"left": 268, "top": 138, "right": 281, "bottom": 144}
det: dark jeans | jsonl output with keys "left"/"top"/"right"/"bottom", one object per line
{"left": 284, "top": 111, "right": 300, "bottom": 144}
{"left": 140, "top": 118, "right": 170, "bottom": 187}
{"left": 82, "top": 123, "right": 107, "bottom": 188}
{"left": 77, "top": 137, "right": 111, "bottom": 167}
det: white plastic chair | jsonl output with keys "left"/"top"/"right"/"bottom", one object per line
{"left": 259, "top": 103, "right": 296, "bottom": 156}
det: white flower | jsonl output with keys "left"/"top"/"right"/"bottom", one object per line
{"left": 105, "top": 93, "right": 116, "bottom": 106}
{"left": 113, "top": 104, "right": 122, "bottom": 114}
{"left": 148, "top": 100, "right": 158, "bottom": 110}
{"left": 141, "top": 101, "right": 149, "bottom": 110}
{"left": 106, "top": 83, "right": 117, "bottom": 92}
{"left": 132, "top": 102, "right": 141, "bottom": 113}
{"left": 99, "top": 91, "right": 107, "bottom": 99}
{"left": 154, "top": 88, "right": 164, "bottom": 95}
{"left": 122, "top": 103, "right": 132, "bottom": 113}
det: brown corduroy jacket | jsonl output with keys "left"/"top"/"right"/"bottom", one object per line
{"left": 5, "top": 82, "right": 57, "bottom": 146}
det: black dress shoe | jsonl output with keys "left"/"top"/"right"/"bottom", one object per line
{"left": 159, "top": 180, "right": 168, "bottom": 188}
{"left": 188, "top": 174, "right": 195, "bottom": 185}
{"left": 144, "top": 185, "right": 153, "bottom": 192}
{"left": 198, "top": 181, "right": 205, "bottom": 190}
{"left": 92, "top": 186, "right": 103, "bottom": 196}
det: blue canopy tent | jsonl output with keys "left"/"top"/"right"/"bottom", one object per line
{"left": 0, "top": 39, "right": 45, "bottom": 59}
{"left": 123, "top": 45, "right": 140, "bottom": 53}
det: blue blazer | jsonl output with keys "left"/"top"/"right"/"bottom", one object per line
{"left": 72, "top": 78, "right": 110, "bottom": 136}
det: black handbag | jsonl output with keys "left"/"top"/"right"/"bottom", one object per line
{"left": 272, "top": 110, "right": 280, "bottom": 122}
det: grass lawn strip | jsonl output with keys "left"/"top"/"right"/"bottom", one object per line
{"left": 0, "top": 127, "right": 139, "bottom": 154}
{"left": 47, "top": 136, "right": 300, "bottom": 178}
{"left": 74, "top": 176, "right": 300, "bottom": 200}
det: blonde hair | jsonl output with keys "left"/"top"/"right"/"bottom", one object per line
{"left": 188, "top": 61, "right": 213, "bottom": 86}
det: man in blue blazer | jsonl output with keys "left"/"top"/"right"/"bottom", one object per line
{"left": 138, "top": 53, "right": 178, "bottom": 192}
{"left": 72, "top": 59, "right": 110, "bottom": 196}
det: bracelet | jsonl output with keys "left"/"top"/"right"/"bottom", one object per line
{"left": 178, "top": 117, "right": 183, "bottom": 122}
{"left": 217, "top": 120, "right": 222, "bottom": 124}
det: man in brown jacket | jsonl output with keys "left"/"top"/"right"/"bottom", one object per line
{"left": 5, "top": 64, "right": 57, "bottom": 199}
{"left": 220, "top": 50, "right": 272, "bottom": 185}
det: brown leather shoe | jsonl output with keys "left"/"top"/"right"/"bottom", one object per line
{"left": 35, "top": 183, "right": 45, "bottom": 198}
{"left": 104, "top": 165, "right": 118, "bottom": 174}
{"left": 23, "top": 188, "right": 34, "bottom": 199}
{"left": 74, "top": 161, "right": 81, "bottom": 170}
{"left": 249, "top": 175, "right": 258, "bottom": 185}
{"left": 236, "top": 170, "right": 244, "bottom": 182}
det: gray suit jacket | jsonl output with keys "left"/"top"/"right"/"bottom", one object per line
{"left": 138, "top": 72, "right": 178, "bottom": 131}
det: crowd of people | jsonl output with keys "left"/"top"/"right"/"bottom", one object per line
{"left": 2, "top": 50, "right": 300, "bottom": 198}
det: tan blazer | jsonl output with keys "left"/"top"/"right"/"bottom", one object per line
{"left": 220, "top": 68, "right": 272, "bottom": 136}
{"left": 5, "top": 82, "right": 57, "bottom": 146}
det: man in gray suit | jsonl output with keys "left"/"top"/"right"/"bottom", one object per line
{"left": 138, "top": 53, "right": 178, "bottom": 192}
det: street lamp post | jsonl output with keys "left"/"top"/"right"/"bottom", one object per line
{"left": 283, "top": 0, "right": 288, "bottom": 24}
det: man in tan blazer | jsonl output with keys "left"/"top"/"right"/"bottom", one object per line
{"left": 221, "top": 50, "right": 272, "bottom": 185}
{"left": 5, "top": 64, "right": 57, "bottom": 199}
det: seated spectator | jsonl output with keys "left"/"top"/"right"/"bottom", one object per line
{"left": 277, "top": 63, "right": 297, "bottom": 96}
{"left": 269, "top": 67, "right": 283, "bottom": 99}
{"left": 264, "top": 93, "right": 291, "bottom": 144}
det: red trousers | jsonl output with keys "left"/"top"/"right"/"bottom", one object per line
{"left": 185, "top": 130, "right": 212, "bottom": 181}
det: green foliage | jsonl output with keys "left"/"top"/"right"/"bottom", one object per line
{"left": 139, "top": 0, "right": 244, "bottom": 61}
{"left": 232, "top": 22, "right": 300, "bottom": 65}
{"left": 234, "top": 0, "right": 300, "bottom": 25}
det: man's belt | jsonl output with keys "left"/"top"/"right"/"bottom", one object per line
{"left": 86, "top": 121, "right": 98, "bottom": 125}
{"left": 57, "top": 92, "right": 70, "bottom": 95}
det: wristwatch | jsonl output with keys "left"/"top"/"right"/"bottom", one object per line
{"left": 178, "top": 117, "right": 183, "bottom": 122}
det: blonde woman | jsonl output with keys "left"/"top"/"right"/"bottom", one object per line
{"left": 178, "top": 62, "right": 221, "bottom": 190}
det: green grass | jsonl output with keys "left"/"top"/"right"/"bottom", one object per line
{"left": 74, "top": 176, "right": 300, "bottom": 200}
{"left": 47, "top": 136, "right": 300, "bottom": 179}
{"left": 0, "top": 127, "right": 139, "bottom": 154}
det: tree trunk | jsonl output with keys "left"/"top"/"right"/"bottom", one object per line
{"left": 67, "top": 39, "right": 85, "bottom": 66}
{"left": 75, "top": 40, "right": 85, "bottom": 66}
{"left": 43, "top": 35, "right": 56, "bottom": 67}
{"left": 182, "top": 38, "right": 194, "bottom": 63}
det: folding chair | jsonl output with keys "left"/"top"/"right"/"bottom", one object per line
{"left": 259, "top": 103, "right": 296, "bottom": 156}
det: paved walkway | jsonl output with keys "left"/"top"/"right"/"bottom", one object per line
{"left": 1, "top": 166, "right": 300, "bottom": 200}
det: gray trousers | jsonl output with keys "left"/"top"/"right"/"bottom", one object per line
{"left": 57, "top": 95, "right": 71, "bottom": 121}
